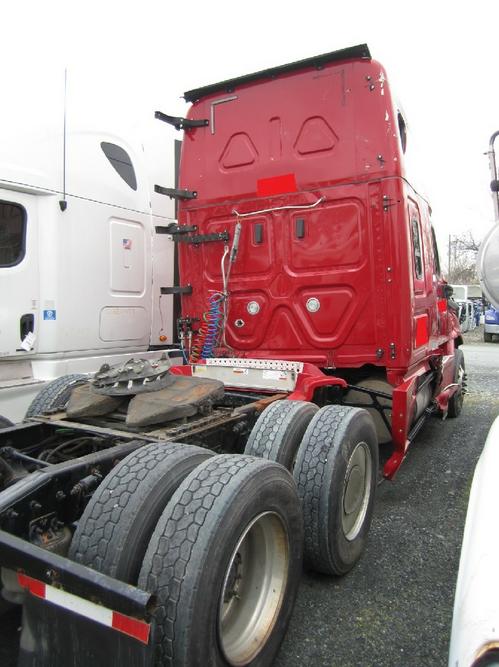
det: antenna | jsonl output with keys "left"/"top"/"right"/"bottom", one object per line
{"left": 59, "top": 68, "right": 68, "bottom": 211}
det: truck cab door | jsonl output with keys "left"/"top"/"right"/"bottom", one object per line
{"left": 0, "top": 193, "right": 39, "bottom": 357}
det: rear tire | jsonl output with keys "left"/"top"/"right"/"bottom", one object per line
{"left": 69, "top": 442, "right": 212, "bottom": 584}
{"left": 138, "top": 454, "right": 303, "bottom": 667}
{"left": 293, "top": 405, "right": 378, "bottom": 576}
{"left": 484, "top": 331, "right": 493, "bottom": 342}
{"left": 25, "top": 374, "right": 87, "bottom": 417}
{"left": 448, "top": 348, "right": 466, "bottom": 418}
{"left": 244, "top": 400, "right": 318, "bottom": 470}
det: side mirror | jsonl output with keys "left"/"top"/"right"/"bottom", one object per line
{"left": 490, "top": 180, "right": 499, "bottom": 193}
{"left": 443, "top": 284, "right": 454, "bottom": 299}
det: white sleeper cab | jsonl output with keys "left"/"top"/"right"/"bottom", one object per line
{"left": 0, "top": 73, "right": 179, "bottom": 421}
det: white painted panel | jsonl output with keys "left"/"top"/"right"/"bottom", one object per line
{"left": 150, "top": 216, "right": 175, "bottom": 345}
{"left": 110, "top": 219, "right": 145, "bottom": 294}
{"left": 99, "top": 307, "right": 148, "bottom": 341}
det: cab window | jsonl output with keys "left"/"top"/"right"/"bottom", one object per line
{"left": 0, "top": 201, "right": 26, "bottom": 267}
{"left": 411, "top": 217, "right": 423, "bottom": 280}
{"left": 397, "top": 111, "right": 407, "bottom": 153}
{"left": 430, "top": 226, "right": 441, "bottom": 276}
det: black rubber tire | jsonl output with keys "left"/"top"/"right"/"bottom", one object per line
{"left": 244, "top": 400, "right": 318, "bottom": 470}
{"left": 293, "top": 405, "right": 378, "bottom": 576}
{"left": 484, "top": 331, "right": 493, "bottom": 343}
{"left": 0, "top": 416, "right": 14, "bottom": 429}
{"left": 69, "top": 442, "right": 212, "bottom": 584}
{"left": 448, "top": 348, "right": 466, "bottom": 418}
{"left": 138, "top": 454, "right": 303, "bottom": 667}
{"left": 25, "top": 374, "right": 87, "bottom": 417}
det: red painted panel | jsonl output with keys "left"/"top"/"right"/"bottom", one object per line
{"left": 294, "top": 117, "right": 338, "bottom": 155}
{"left": 179, "top": 184, "right": 379, "bottom": 363}
{"left": 295, "top": 286, "right": 359, "bottom": 342}
{"left": 225, "top": 292, "right": 269, "bottom": 348}
{"left": 257, "top": 306, "right": 305, "bottom": 351}
{"left": 180, "top": 59, "right": 402, "bottom": 205}
{"left": 288, "top": 201, "right": 363, "bottom": 271}
{"left": 202, "top": 215, "right": 273, "bottom": 280}
{"left": 220, "top": 133, "right": 258, "bottom": 169}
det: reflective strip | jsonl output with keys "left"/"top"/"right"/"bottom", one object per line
{"left": 18, "top": 573, "right": 45, "bottom": 598}
{"left": 415, "top": 314, "right": 429, "bottom": 347}
{"left": 17, "top": 573, "right": 150, "bottom": 645}
{"left": 45, "top": 583, "right": 113, "bottom": 627}
{"left": 112, "top": 611, "right": 151, "bottom": 644}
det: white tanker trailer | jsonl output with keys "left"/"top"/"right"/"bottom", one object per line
{"left": 449, "top": 132, "right": 499, "bottom": 666}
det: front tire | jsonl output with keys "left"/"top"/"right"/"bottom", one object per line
{"left": 293, "top": 405, "right": 378, "bottom": 576}
{"left": 484, "top": 331, "right": 493, "bottom": 342}
{"left": 138, "top": 454, "right": 303, "bottom": 667}
{"left": 448, "top": 348, "right": 466, "bottom": 418}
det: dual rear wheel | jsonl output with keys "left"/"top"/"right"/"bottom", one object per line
{"left": 245, "top": 400, "right": 378, "bottom": 575}
{"left": 70, "top": 444, "right": 302, "bottom": 666}
{"left": 70, "top": 399, "right": 378, "bottom": 665}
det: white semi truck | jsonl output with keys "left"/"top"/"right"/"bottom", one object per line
{"left": 0, "top": 71, "right": 179, "bottom": 421}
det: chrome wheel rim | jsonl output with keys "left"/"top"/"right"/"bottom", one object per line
{"left": 218, "top": 511, "right": 289, "bottom": 666}
{"left": 342, "top": 442, "right": 372, "bottom": 541}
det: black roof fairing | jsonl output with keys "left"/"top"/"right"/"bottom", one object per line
{"left": 183, "top": 44, "right": 371, "bottom": 103}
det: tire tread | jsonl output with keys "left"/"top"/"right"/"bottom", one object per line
{"left": 294, "top": 406, "right": 350, "bottom": 572}
{"left": 69, "top": 442, "right": 211, "bottom": 580}
{"left": 25, "top": 374, "right": 87, "bottom": 417}
{"left": 293, "top": 405, "right": 378, "bottom": 575}
{"left": 244, "top": 400, "right": 318, "bottom": 467}
{"left": 138, "top": 454, "right": 301, "bottom": 666}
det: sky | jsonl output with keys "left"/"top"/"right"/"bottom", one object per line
{"left": 2, "top": 0, "right": 498, "bottom": 268}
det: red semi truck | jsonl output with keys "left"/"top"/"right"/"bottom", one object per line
{"left": 0, "top": 44, "right": 463, "bottom": 666}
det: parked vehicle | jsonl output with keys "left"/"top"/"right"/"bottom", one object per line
{"left": 0, "top": 71, "right": 179, "bottom": 422}
{"left": 451, "top": 285, "right": 482, "bottom": 332}
{"left": 0, "top": 45, "right": 465, "bottom": 666}
{"left": 451, "top": 284, "right": 482, "bottom": 302}
{"left": 456, "top": 300, "right": 475, "bottom": 333}
{"left": 483, "top": 305, "right": 499, "bottom": 341}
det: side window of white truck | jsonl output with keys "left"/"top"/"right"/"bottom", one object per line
{"left": 0, "top": 201, "right": 26, "bottom": 267}
{"left": 101, "top": 142, "right": 137, "bottom": 190}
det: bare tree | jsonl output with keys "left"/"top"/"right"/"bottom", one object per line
{"left": 447, "top": 231, "right": 481, "bottom": 283}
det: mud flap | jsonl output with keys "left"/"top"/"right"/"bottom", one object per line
{"left": 18, "top": 594, "right": 154, "bottom": 667}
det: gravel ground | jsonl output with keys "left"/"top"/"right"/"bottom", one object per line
{"left": 1, "top": 326, "right": 498, "bottom": 666}
{"left": 275, "top": 325, "right": 499, "bottom": 667}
